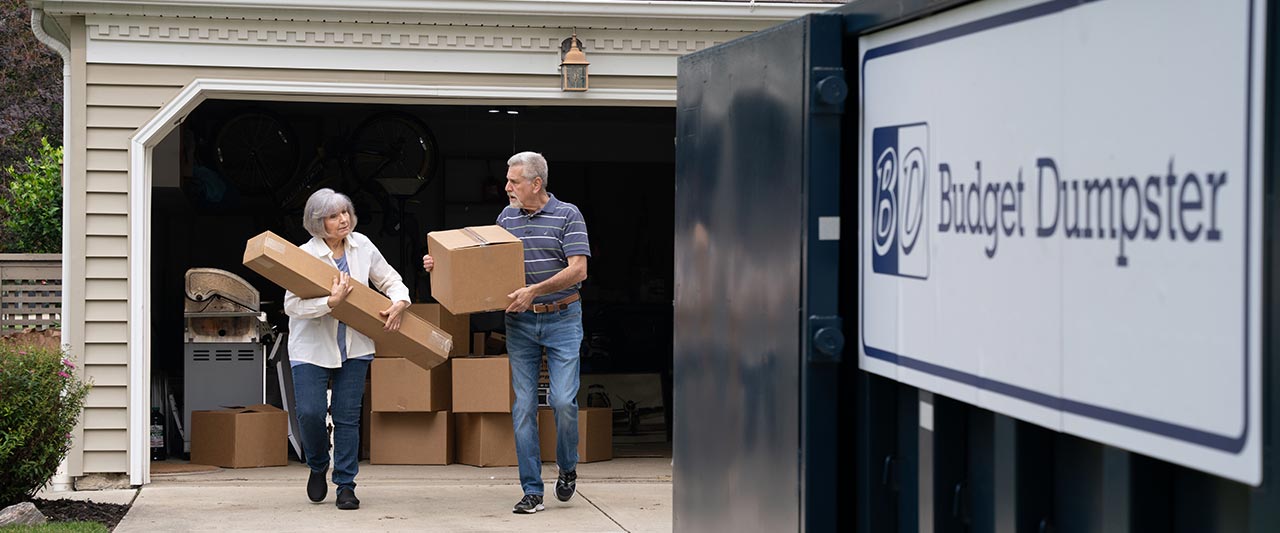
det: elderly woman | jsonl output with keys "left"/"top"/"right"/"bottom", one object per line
{"left": 284, "top": 188, "right": 409, "bottom": 510}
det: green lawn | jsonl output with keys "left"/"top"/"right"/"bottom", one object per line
{"left": 0, "top": 523, "right": 107, "bottom": 533}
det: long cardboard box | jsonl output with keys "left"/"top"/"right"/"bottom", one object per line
{"left": 379, "top": 303, "right": 470, "bottom": 357}
{"left": 370, "top": 411, "right": 453, "bottom": 465}
{"left": 243, "top": 231, "right": 452, "bottom": 371}
{"left": 452, "top": 355, "right": 515, "bottom": 413}
{"left": 190, "top": 405, "right": 288, "bottom": 468}
{"left": 538, "top": 407, "right": 613, "bottom": 463}
{"left": 427, "top": 225, "right": 524, "bottom": 314}
{"left": 372, "top": 358, "right": 451, "bottom": 412}
{"left": 455, "top": 413, "right": 517, "bottom": 467}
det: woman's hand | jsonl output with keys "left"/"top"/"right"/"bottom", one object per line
{"left": 422, "top": 254, "right": 435, "bottom": 273}
{"left": 380, "top": 300, "right": 410, "bottom": 332}
{"left": 327, "top": 272, "right": 354, "bottom": 309}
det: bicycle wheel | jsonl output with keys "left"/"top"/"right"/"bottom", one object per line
{"left": 214, "top": 109, "right": 299, "bottom": 196}
{"left": 349, "top": 111, "right": 439, "bottom": 194}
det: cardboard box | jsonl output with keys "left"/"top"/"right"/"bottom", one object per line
{"left": 243, "top": 231, "right": 452, "bottom": 371}
{"left": 370, "top": 411, "right": 453, "bottom": 465}
{"left": 538, "top": 407, "right": 613, "bottom": 463}
{"left": 452, "top": 356, "right": 515, "bottom": 413}
{"left": 455, "top": 413, "right": 517, "bottom": 467}
{"left": 487, "top": 332, "right": 507, "bottom": 355}
{"left": 190, "top": 405, "right": 288, "bottom": 468}
{"left": 372, "top": 358, "right": 451, "bottom": 412}
{"left": 470, "top": 332, "right": 506, "bottom": 356}
{"left": 412, "top": 304, "right": 470, "bottom": 356}
{"left": 427, "top": 225, "right": 524, "bottom": 314}
{"left": 380, "top": 303, "right": 469, "bottom": 357}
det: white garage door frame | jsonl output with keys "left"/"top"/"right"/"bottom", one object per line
{"left": 126, "top": 78, "right": 675, "bottom": 484}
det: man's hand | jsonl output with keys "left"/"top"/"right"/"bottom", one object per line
{"left": 505, "top": 286, "right": 536, "bottom": 313}
{"left": 379, "top": 300, "right": 410, "bottom": 332}
{"left": 327, "top": 272, "right": 354, "bottom": 309}
{"left": 422, "top": 254, "right": 434, "bottom": 273}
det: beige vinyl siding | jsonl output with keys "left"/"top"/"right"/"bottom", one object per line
{"left": 86, "top": 172, "right": 128, "bottom": 193}
{"left": 83, "top": 407, "right": 129, "bottom": 429}
{"left": 85, "top": 128, "right": 135, "bottom": 149}
{"left": 84, "top": 300, "right": 129, "bottom": 321}
{"left": 82, "top": 451, "right": 128, "bottom": 473}
{"left": 85, "top": 214, "right": 129, "bottom": 236}
{"left": 77, "top": 58, "right": 139, "bottom": 481}
{"left": 83, "top": 428, "right": 128, "bottom": 452}
{"left": 85, "top": 192, "right": 128, "bottom": 214}
{"left": 82, "top": 343, "right": 128, "bottom": 366}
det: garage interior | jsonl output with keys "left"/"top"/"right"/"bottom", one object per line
{"left": 147, "top": 98, "right": 675, "bottom": 463}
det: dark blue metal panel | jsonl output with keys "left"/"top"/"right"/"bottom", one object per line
{"left": 674, "top": 13, "right": 844, "bottom": 532}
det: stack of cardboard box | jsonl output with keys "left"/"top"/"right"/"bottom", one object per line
{"left": 452, "top": 355, "right": 518, "bottom": 466}
{"left": 367, "top": 304, "right": 469, "bottom": 465}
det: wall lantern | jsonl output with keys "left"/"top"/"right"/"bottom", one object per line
{"left": 560, "top": 34, "right": 589, "bottom": 92}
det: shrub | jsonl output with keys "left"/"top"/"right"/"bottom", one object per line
{"left": 0, "top": 137, "right": 62, "bottom": 253}
{"left": 0, "top": 342, "right": 90, "bottom": 507}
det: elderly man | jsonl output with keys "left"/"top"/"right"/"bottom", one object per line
{"left": 424, "top": 151, "right": 589, "bottom": 514}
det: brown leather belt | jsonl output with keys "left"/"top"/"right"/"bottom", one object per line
{"left": 530, "top": 293, "right": 580, "bottom": 313}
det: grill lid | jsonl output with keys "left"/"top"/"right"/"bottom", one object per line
{"left": 185, "top": 268, "right": 260, "bottom": 314}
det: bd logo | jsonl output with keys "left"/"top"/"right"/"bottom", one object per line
{"left": 871, "top": 123, "right": 929, "bottom": 279}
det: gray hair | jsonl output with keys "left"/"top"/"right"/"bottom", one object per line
{"left": 507, "top": 151, "right": 549, "bottom": 189}
{"left": 301, "top": 188, "right": 358, "bottom": 239}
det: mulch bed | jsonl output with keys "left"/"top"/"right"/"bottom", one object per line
{"left": 30, "top": 498, "right": 130, "bottom": 531}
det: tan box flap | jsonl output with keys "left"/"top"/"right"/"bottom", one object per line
{"left": 428, "top": 225, "right": 520, "bottom": 251}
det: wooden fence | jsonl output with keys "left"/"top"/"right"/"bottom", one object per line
{"left": 0, "top": 254, "right": 62, "bottom": 334}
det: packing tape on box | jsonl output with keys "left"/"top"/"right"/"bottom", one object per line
{"left": 462, "top": 227, "right": 490, "bottom": 246}
{"left": 265, "top": 237, "right": 287, "bottom": 253}
{"left": 431, "top": 330, "right": 453, "bottom": 353}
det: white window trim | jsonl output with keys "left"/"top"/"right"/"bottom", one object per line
{"left": 128, "top": 78, "right": 674, "bottom": 484}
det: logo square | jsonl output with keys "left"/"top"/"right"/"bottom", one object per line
{"left": 870, "top": 123, "right": 930, "bottom": 279}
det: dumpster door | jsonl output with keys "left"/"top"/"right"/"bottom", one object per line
{"left": 674, "top": 13, "right": 845, "bottom": 532}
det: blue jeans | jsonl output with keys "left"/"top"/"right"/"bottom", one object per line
{"left": 292, "top": 358, "right": 369, "bottom": 492}
{"left": 507, "top": 300, "right": 583, "bottom": 496}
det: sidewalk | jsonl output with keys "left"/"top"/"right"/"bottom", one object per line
{"left": 100, "top": 458, "right": 671, "bottom": 532}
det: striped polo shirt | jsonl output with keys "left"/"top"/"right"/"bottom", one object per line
{"left": 496, "top": 193, "right": 591, "bottom": 304}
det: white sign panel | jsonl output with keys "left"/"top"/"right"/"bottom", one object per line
{"left": 858, "top": 0, "right": 1264, "bottom": 485}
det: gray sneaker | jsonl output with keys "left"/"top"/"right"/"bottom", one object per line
{"left": 513, "top": 494, "right": 544, "bottom": 514}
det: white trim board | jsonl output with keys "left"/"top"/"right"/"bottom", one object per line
{"left": 127, "top": 79, "right": 675, "bottom": 484}
{"left": 86, "top": 39, "right": 690, "bottom": 77}
{"left": 40, "top": 0, "right": 835, "bottom": 21}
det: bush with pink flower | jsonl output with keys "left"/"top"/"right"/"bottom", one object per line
{"left": 0, "top": 340, "right": 91, "bottom": 507}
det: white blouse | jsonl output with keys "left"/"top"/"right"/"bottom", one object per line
{"left": 283, "top": 231, "right": 409, "bottom": 368}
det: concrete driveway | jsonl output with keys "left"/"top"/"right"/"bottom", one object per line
{"left": 111, "top": 458, "right": 672, "bottom": 532}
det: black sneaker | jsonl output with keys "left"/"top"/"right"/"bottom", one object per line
{"left": 512, "top": 494, "right": 544, "bottom": 514}
{"left": 555, "top": 469, "right": 577, "bottom": 502}
{"left": 336, "top": 488, "right": 360, "bottom": 510}
{"left": 307, "top": 467, "right": 328, "bottom": 502}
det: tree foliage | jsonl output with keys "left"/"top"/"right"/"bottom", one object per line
{"left": 1, "top": 137, "right": 61, "bottom": 252}
{"left": 0, "top": 0, "right": 63, "bottom": 173}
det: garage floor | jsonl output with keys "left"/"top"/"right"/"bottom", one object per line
{"left": 113, "top": 458, "right": 672, "bottom": 532}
